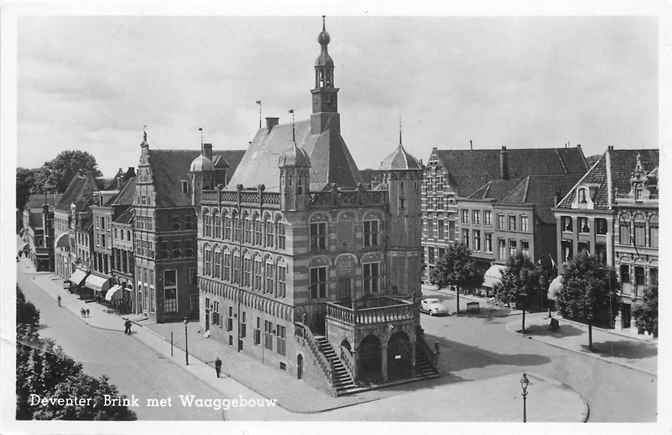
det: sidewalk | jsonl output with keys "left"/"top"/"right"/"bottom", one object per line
{"left": 505, "top": 311, "right": 657, "bottom": 376}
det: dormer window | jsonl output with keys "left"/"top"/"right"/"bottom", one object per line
{"left": 634, "top": 184, "right": 643, "bottom": 201}
{"left": 578, "top": 188, "right": 587, "bottom": 204}
{"left": 180, "top": 180, "right": 189, "bottom": 194}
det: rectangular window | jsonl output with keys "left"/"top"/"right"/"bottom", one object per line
{"left": 595, "top": 218, "right": 608, "bottom": 235}
{"left": 650, "top": 221, "right": 658, "bottom": 248}
{"left": 508, "top": 216, "right": 516, "bottom": 232}
{"left": 363, "top": 220, "right": 379, "bottom": 248}
{"left": 438, "top": 248, "right": 445, "bottom": 259}
{"left": 578, "top": 217, "right": 590, "bottom": 233}
{"left": 276, "top": 325, "right": 286, "bottom": 356}
{"left": 244, "top": 219, "right": 251, "bottom": 243}
{"left": 521, "top": 240, "right": 530, "bottom": 257}
{"left": 578, "top": 242, "right": 590, "bottom": 255}
{"left": 254, "top": 220, "right": 262, "bottom": 245}
{"left": 163, "top": 270, "right": 178, "bottom": 313}
{"left": 620, "top": 221, "right": 631, "bottom": 245}
{"left": 520, "top": 215, "right": 529, "bottom": 232}
{"left": 498, "top": 239, "right": 506, "bottom": 260}
{"left": 634, "top": 222, "right": 646, "bottom": 247}
{"left": 485, "top": 233, "right": 493, "bottom": 253}
{"left": 265, "top": 221, "right": 274, "bottom": 247}
{"left": 428, "top": 247, "right": 435, "bottom": 264}
{"left": 437, "top": 220, "right": 444, "bottom": 240}
{"left": 426, "top": 219, "right": 434, "bottom": 238}
{"left": 240, "top": 312, "right": 247, "bottom": 338}
{"left": 310, "top": 266, "right": 327, "bottom": 299}
{"left": 561, "top": 240, "right": 574, "bottom": 262}
{"left": 461, "top": 209, "right": 469, "bottom": 224}
{"left": 462, "top": 229, "right": 469, "bottom": 248}
{"left": 561, "top": 216, "right": 573, "bottom": 232}
{"left": 233, "top": 255, "right": 241, "bottom": 284}
{"left": 509, "top": 240, "right": 517, "bottom": 257}
{"left": 264, "top": 320, "right": 273, "bottom": 350}
{"left": 620, "top": 265, "right": 630, "bottom": 283}
{"left": 473, "top": 230, "right": 481, "bottom": 251}
{"left": 363, "top": 263, "right": 380, "bottom": 294}
{"left": 472, "top": 210, "right": 480, "bottom": 225}
{"left": 448, "top": 221, "right": 456, "bottom": 241}
{"left": 635, "top": 266, "right": 645, "bottom": 286}
{"left": 311, "top": 223, "right": 328, "bottom": 250}
{"left": 254, "top": 259, "right": 262, "bottom": 291}
{"left": 265, "top": 262, "right": 274, "bottom": 294}
{"left": 650, "top": 268, "right": 658, "bottom": 287}
{"left": 497, "top": 214, "right": 505, "bottom": 230}
{"left": 484, "top": 210, "right": 492, "bottom": 226}
{"left": 213, "top": 251, "right": 221, "bottom": 279}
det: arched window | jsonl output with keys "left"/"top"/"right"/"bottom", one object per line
{"left": 277, "top": 259, "right": 287, "bottom": 298}
{"left": 265, "top": 258, "right": 275, "bottom": 294}
{"left": 634, "top": 214, "right": 646, "bottom": 247}
{"left": 222, "top": 249, "right": 231, "bottom": 281}
{"left": 253, "top": 215, "right": 262, "bottom": 245}
{"left": 203, "top": 209, "right": 211, "bottom": 237}
{"left": 264, "top": 214, "right": 274, "bottom": 248}
{"left": 619, "top": 215, "right": 631, "bottom": 245}
{"left": 204, "top": 244, "right": 212, "bottom": 276}
{"left": 244, "top": 214, "right": 252, "bottom": 244}
{"left": 213, "top": 209, "right": 221, "bottom": 239}
{"left": 213, "top": 247, "right": 221, "bottom": 279}
{"left": 232, "top": 212, "right": 239, "bottom": 242}
{"left": 243, "top": 254, "right": 252, "bottom": 287}
{"left": 649, "top": 215, "right": 658, "bottom": 248}
{"left": 254, "top": 256, "right": 263, "bottom": 291}
{"left": 276, "top": 219, "right": 286, "bottom": 250}
{"left": 222, "top": 211, "right": 230, "bottom": 240}
{"left": 232, "top": 251, "right": 241, "bottom": 284}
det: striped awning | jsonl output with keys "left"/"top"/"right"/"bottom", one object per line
{"left": 482, "top": 264, "right": 507, "bottom": 288}
{"left": 105, "top": 285, "right": 123, "bottom": 301}
{"left": 547, "top": 275, "right": 563, "bottom": 301}
{"left": 68, "top": 269, "right": 88, "bottom": 286}
{"left": 85, "top": 274, "right": 111, "bottom": 293}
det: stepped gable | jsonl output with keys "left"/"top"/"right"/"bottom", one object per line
{"left": 149, "top": 149, "right": 245, "bottom": 208}
{"left": 227, "top": 120, "right": 360, "bottom": 192}
{"left": 436, "top": 146, "right": 588, "bottom": 197}
{"left": 556, "top": 148, "right": 658, "bottom": 209}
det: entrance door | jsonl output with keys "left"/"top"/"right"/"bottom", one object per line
{"left": 297, "top": 354, "right": 303, "bottom": 379}
{"left": 621, "top": 304, "right": 631, "bottom": 329}
{"left": 387, "top": 332, "right": 412, "bottom": 381}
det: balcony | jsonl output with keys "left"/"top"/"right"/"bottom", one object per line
{"left": 326, "top": 296, "right": 416, "bottom": 326}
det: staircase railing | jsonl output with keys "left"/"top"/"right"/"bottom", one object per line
{"left": 416, "top": 334, "right": 439, "bottom": 370}
{"left": 295, "top": 322, "right": 335, "bottom": 385}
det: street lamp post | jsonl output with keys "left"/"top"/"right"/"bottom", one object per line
{"left": 184, "top": 317, "right": 189, "bottom": 365}
{"left": 520, "top": 373, "right": 529, "bottom": 422}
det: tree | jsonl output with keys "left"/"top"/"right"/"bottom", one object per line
{"left": 556, "top": 252, "right": 618, "bottom": 351}
{"left": 493, "top": 252, "right": 539, "bottom": 332}
{"left": 16, "top": 167, "right": 39, "bottom": 211}
{"left": 430, "top": 243, "right": 478, "bottom": 314}
{"left": 16, "top": 286, "right": 40, "bottom": 327}
{"left": 633, "top": 286, "right": 658, "bottom": 338}
{"left": 41, "top": 150, "right": 102, "bottom": 193}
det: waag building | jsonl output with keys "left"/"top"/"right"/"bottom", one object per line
{"left": 193, "top": 18, "right": 438, "bottom": 396}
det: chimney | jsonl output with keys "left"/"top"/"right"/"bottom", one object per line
{"left": 203, "top": 143, "right": 213, "bottom": 161}
{"left": 469, "top": 139, "right": 473, "bottom": 150}
{"left": 607, "top": 145, "right": 614, "bottom": 152}
{"left": 499, "top": 146, "right": 509, "bottom": 179}
{"left": 265, "top": 117, "right": 279, "bottom": 132}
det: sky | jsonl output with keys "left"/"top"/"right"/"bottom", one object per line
{"left": 17, "top": 16, "right": 658, "bottom": 176}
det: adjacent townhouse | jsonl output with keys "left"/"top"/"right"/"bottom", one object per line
{"left": 20, "top": 192, "right": 62, "bottom": 271}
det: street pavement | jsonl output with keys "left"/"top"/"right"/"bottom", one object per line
{"left": 14, "top": 261, "right": 599, "bottom": 421}
{"left": 421, "top": 286, "right": 657, "bottom": 422}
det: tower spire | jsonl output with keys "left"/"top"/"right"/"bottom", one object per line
{"left": 289, "top": 109, "right": 295, "bottom": 143}
{"left": 399, "top": 115, "right": 403, "bottom": 148}
{"left": 198, "top": 127, "right": 205, "bottom": 154}
{"left": 322, "top": 15, "right": 326, "bottom": 32}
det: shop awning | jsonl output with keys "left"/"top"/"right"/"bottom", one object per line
{"left": 547, "top": 275, "right": 563, "bottom": 301}
{"left": 105, "top": 285, "right": 123, "bottom": 301}
{"left": 482, "top": 264, "right": 507, "bottom": 288}
{"left": 68, "top": 269, "right": 88, "bottom": 286}
{"left": 85, "top": 274, "right": 111, "bottom": 293}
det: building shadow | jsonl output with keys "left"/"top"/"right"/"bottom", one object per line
{"left": 580, "top": 340, "right": 658, "bottom": 360}
{"left": 519, "top": 323, "right": 584, "bottom": 338}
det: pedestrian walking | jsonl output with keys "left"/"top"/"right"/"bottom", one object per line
{"left": 214, "top": 357, "right": 222, "bottom": 378}
{"left": 124, "top": 319, "right": 132, "bottom": 335}
{"left": 80, "top": 307, "right": 85, "bottom": 318}
{"left": 57, "top": 295, "right": 61, "bottom": 307}
{"left": 85, "top": 308, "right": 90, "bottom": 318}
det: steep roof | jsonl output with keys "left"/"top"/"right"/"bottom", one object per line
{"left": 466, "top": 178, "right": 523, "bottom": 201}
{"left": 227, "top": 120, "right": 361, "bottom": 192}
{"left": 113, "top": 206, "right": 134, "bottom": 225}
{"left": 149, "top": 149, "right": 245, "bottom": 208}
{"left": 556, "top": 148, "right": 658, "bottom": 210}
{"left": 109, "top": 177, "right": 136, "bottom": 207}
{"left": 55, "top": 173, "right": 99, "bottom": 211}
{"left": 435, "top": 146, "right": 588, "bottom": 197}
{"left": 24, "top": 193, "right": 63, "bottom": 210}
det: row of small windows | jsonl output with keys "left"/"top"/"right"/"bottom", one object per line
{"left": 425, "top": 219, "right": 456, "bottom": 241}
{"left": 202, "top": 246, "right": 287, "bottom": 298}
{"left": 309, "top": 263, "right": 380, "bottom": 298}
{"left": 202, "top": 210, "right": 286, "bottom": 250}
{"left": 460, "top": 209, "right": 529, "bottom": 233}
{"left": 560, "top": 215, "right": 658, "bottom": 249}
{"left": 424, "top": 196, "right": 456, "bottom": 210}
{"left": 310, "top": 220, "right": 380, "bottom": 250}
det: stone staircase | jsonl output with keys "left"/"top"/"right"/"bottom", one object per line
{"left": 313, "top": 335, "right": 362, "bottom": 396}
{"left": 415, "top": 348, "right": 440, "bottom": 379}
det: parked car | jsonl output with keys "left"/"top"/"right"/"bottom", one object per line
{"left": 420, "top": 298, "right": 449, "bottom": 316}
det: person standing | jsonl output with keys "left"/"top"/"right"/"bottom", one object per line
{"left": 57, "top": 295, "right": 61, "bottom": 307}
{"left": 214, "top": 357, "right": 222, "bottom": 378}
{"left": 124, "top": 319, "right": 132, "bottom": 334}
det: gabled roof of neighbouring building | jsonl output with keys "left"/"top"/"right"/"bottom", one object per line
{"left": 226, "top": 120, "right": 361, "bottom": 192}
{"left": 109, "top": 177, "right": 136, "bottom": 207}
{"left": 55, "top": 173, "right": 99, "bottom": 212}
{"left": 113, "top": 206, "right": 134, "bottom": 225}
{"left": 148, "top": 149, "right": 245, "bottom": 208}
{"left": 433, "top": 146, "right": 588, "bottom": 197}
{"left": 556, "top": 148, "right": 659, "bottom": 210}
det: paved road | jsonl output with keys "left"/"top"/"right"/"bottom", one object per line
{"left": 17, "top": 270, "right": 229, "bottom": 420}
{"left": 420, "top": 290, "right": 657, "bottom": 422}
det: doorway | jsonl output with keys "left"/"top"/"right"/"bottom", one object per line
{"left": 387, "top": 331, "right": 412, "bottom": 381}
